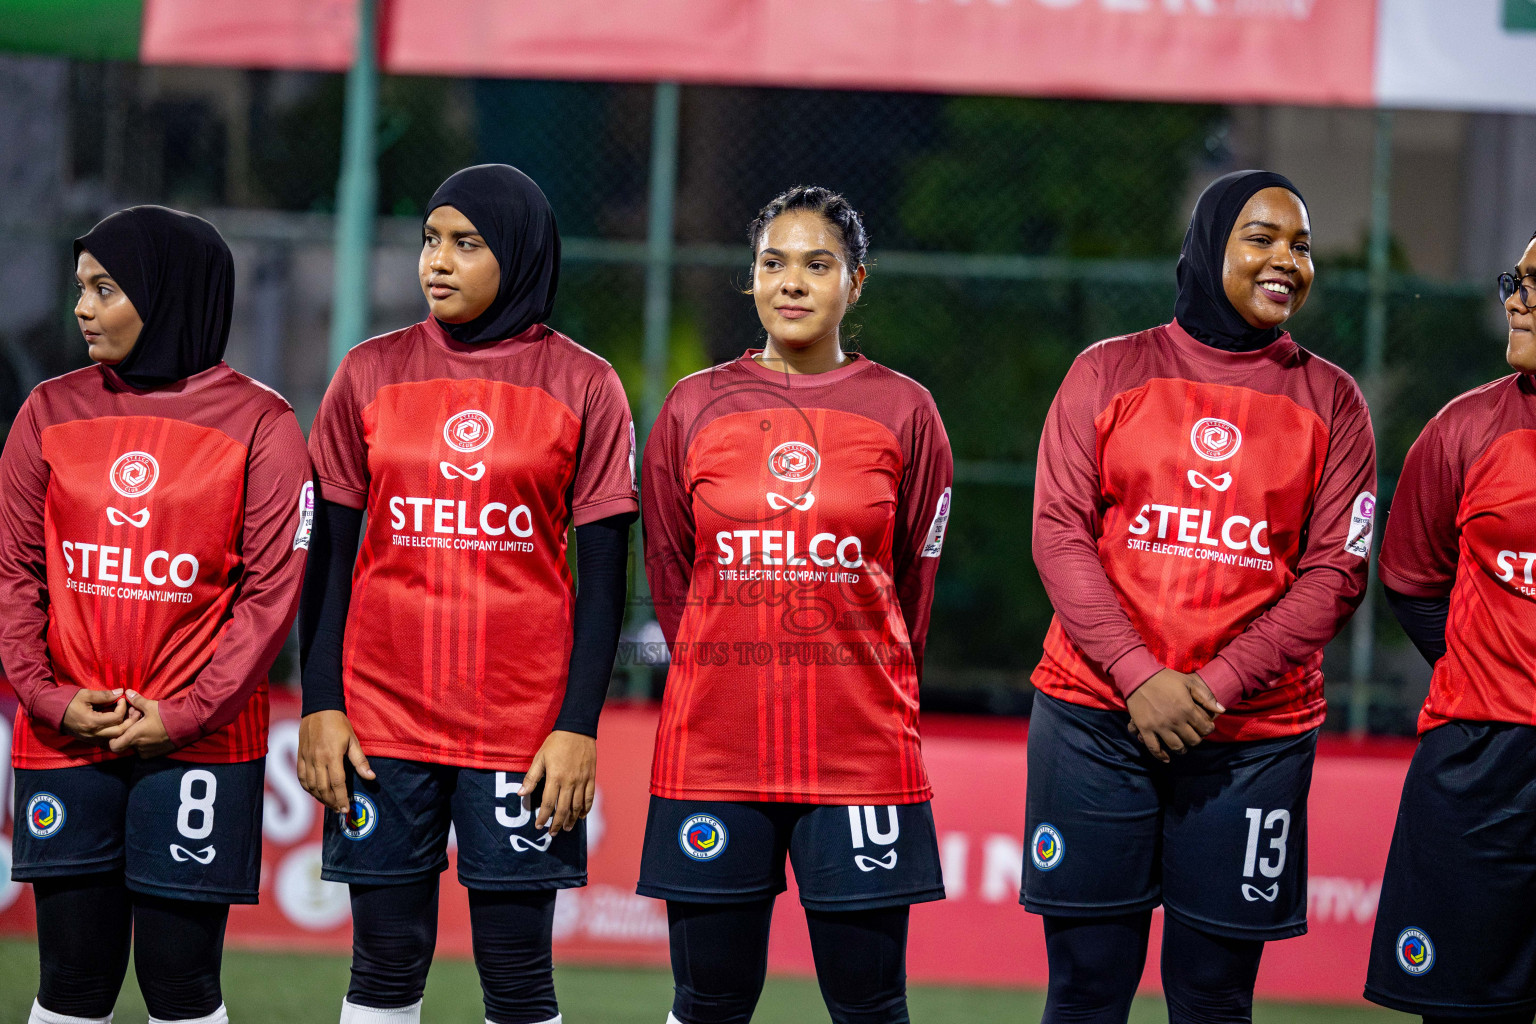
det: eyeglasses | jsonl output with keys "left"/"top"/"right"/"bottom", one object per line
{"left": 1498, "top": 270, "right": 1536, "bottom": 306}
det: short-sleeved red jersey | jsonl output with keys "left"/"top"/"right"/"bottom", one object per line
{"left": 1031, "top": 321, "right": 1375, "bottom": 741}
{"left": 309, "top": 319, "right": 638, "bottom": 770}
{"left": 1378, "top": 374, "right": 1536, "bottom": 734}
{"left": 0, "top": 363, "right": 312, "bottom": 769}
{"left": 642, "top": 352, "right": 954, "bottom": 804}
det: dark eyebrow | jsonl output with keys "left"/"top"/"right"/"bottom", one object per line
{"left": 423, "top": 224, "right": 485, "bottom": 242}
{"left": 759, "top": 247, "right": 838, "bottom": 260}
{"left": 77, "top": 272, "right": 113, "bottom": 286}
{"left": 1239, "top": 220, "right": 1309, "bottom": 237}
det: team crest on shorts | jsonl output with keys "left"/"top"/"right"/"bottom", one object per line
{"left": 109, "top": 451, "right": 159, "bottom": 497}
{"left": 678, "top": 814, "right": 729, "bottom": 861}
{"left": 443, "top": 410, "right": 494, "bottom": 453}
{"left": 26, "top": 793, "right": 66, "bottom": 839}
{"left": 1031, "top": 823, "right": 1064, "bottom": 871}
{"left": 1189, "top": 417, "right": 1242, "bottom": 462}
{"left": 340, "top": 794, "right": 378, "bottom": 841}
{"left": 1395, "top": 927, "right": 1435, "bottom": 975}
{"left": 768, "top": 441, "right": 819, "bottom": 483}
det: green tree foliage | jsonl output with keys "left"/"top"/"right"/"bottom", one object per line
{"left": 899, "top": 97, "right": 1221, "bottom": 256}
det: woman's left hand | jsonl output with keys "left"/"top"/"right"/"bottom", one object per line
{"left": 519, "top": 730, "right": 596, "bottom": 833}
{"left": 108, "top": 691, "right": 176, "bottom": 758}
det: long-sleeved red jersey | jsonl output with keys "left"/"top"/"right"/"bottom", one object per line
{"left": 1379, "top": 373, "right": 1536, "bottom": 734}
{"left": 0, "top": 363, "right": 312, "bottom": 768}
{"left": 643, "top": 352, "right": 954, "bottom": 804}
{"left": 308, "top": 319, "right": 638, "bottom": 771}
{"left": 1031, "top": 321, "right": 1375, "bottom": 741}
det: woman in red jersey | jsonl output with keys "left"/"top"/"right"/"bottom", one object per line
{"left": 1364, "top": 233, "right": 1536, "bottom": 1023}
{"left": 298, "top": 164, "right": 636, "bottom": 1024}
{"left": 0, "top": 206, "right": 312, "bottom": 1024}
{"left": 1023, "top": 171, "right": 1376, "bottom": 1024}
{"left": 641, "top": 185, "right": 954, "bottom": 1024}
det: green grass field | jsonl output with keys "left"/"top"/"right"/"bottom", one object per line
{"left": 0, "top": 938, "right": 1410, "bottom": 1023}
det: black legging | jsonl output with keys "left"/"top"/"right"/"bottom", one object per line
{"left": 667, "top": 899, "right": 910, "bottom": 1024}
{"left": 1042, "top": 911, "right": 1264, "bottom": 1024}
{"left": 34, "top": 872, "right": 227, "bottom": 1021}
{"left": 347, "top": 878, "right": 559, "bottom": 1024}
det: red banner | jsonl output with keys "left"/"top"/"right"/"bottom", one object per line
{"left": 0, "top": 696, "right": 1409, "bottom": 1003}
{"left": 141, "top": 0, "right": 1377, "bottom": 107}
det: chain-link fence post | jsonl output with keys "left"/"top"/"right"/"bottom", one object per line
{"left": 328, "top": 0, "right": 379, "bottom": 372}
{"left": 1348, "top": 109, "right": 1395, "bottom": 735}
{"left": 626, "top": 80, "right": 681, "bottom": 696}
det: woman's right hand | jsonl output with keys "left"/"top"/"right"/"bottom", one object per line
{"left": 298, "top": 710, "right": 376, "bottom": 813}
{"left": 1125, "top": 669, "right": 1224, "bottom": 763}
{"left": 60, "top": 688, "right": 131, "bottom": 742}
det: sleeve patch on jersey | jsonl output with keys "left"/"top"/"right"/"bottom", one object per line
{"left": 628, "top": 421, "right": 638, "bottom": 494}
{"left": 1345, "top": 490, "right": 1375, "bottom": 558}
{"left": 921, "top": 487, "right": 952, "bottom": 558}
{"left": 293, "top": 480, "right": 315, "bottom": 551}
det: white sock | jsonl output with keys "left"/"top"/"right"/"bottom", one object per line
{"left": 29, "top": 1000, "right": 112, "bottom": 1024}
{"left": 497, "top": 1017, "right": 560, "bottom": 1024}
{"left": 340, "top": 1000, "right": 423, "bottom": 1024}
{"left": 148, "top": 1003, "right": 228, "bottom": 1024}
{"left": 667, "top": 1015, "right": 687, "bottom": 1024}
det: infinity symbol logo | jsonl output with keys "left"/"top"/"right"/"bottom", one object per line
{"left": 510, "top": 833, "right": 554, "bottom": 852}
{"left": 169, "top": 844, "right": 217, "bottom": 864}
{"left": 766, "top": 491, "right": 815, "bottom": 511}
{"left": 1241, "top": 882, "right": 1279, "bottom": 902}
{"left": 440, "top": 461, "right": 487, "bottom": 481}
{"left": 1187, "top": 470, "right": 1233, "bottom": 492}
{"left": 854, "top": 851, "right": 898, "bottom": 872}
{"left": 106, "top": 507, "right": 150, "bottom": 527}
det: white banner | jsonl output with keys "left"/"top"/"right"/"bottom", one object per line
{"left": 1377, "top": 0, "right": 1536, "bottom": 111}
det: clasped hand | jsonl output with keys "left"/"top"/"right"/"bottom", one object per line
{"left": 1125, "top": 669, "right": 1225, "bottom": 763}
{"left": 61, "top": 687, "right": 175, "bottom": 758}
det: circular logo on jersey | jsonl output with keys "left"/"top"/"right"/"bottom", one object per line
{"left": 1396, "top": 927, "right": 1435, "bottom": 975}
{"left": 340, "top": 794, "right": 378, "bottom": 841}
{"left": 443, "top": 410, "right": 495, "bottom": 453}
{"left": 26, "top": 793, "right": 66, "bottom": 839}
{"left": 1031, "top": 823, "right": 1064, "bottom": 871}
{"left": 768, "top": 441, "right": 820, "bottom": 483}
{"left": 1189, "top": 418, "right": 1242, "bottom": 462}
{"left": 109, "top": 451, "right": 159, "bottom": 497}
{"left": 678, "top": 814, "right": 729, "bottom": 861}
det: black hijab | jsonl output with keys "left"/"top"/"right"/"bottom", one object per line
{"left": 425, "top": 164, "right": 560, "bottom": 344}
{"left": 1174, "top": 170, "right": 1307, "bottom": 353}
{"left": 74, "top": 206, "right": 235, "bottom": 389}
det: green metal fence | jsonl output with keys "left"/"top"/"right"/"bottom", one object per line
{"left": 5, "top": 62, "right": 1509, "bottom": 734}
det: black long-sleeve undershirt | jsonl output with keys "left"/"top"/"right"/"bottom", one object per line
{"left": 1384, "top": 586, "right": 1448, "bottom": 667}
{"left": 297, "top": 493, "right": 632, "bottom": 736}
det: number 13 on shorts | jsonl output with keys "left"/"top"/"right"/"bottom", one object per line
{"left": 1240, "top": 807, "right": 1291, "bottom": 903}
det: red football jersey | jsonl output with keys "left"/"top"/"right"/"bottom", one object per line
{"left": 643, "top": 352, "right": 954, "bottom": 804}
{"left": 1031, "top": 321, "right": 1376, "bottom": 741}
{"left": 0, "top": 363, "right": 312, "bottom": 769}
{"left": 1378, "top": 374, "right": 1536, "bottom": 734}
{"left": 309, "top": 319, "right": 638, "bottom": 770}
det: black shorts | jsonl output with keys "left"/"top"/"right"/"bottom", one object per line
{"left": 636, "top": 795, "right": 945, "bottom": 912}
{"left": 322, "top": 757, "right": 585, "bottom": 891}
{"left": 1365, "top": 721, "right": 1536, "bottom": 1017}
{"left": 12, "top": 756, "right": 265, "bottom": 904}
{"left": 1021, "top": 692, "right": 1316, "bottom": 941}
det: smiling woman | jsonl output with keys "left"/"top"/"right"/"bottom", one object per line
{"left": 1023, "top": 170, "right": 1376, "bottom": 1024}
{"left": 1365, "top": 228, "right": 1536, "bottom": 1019}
